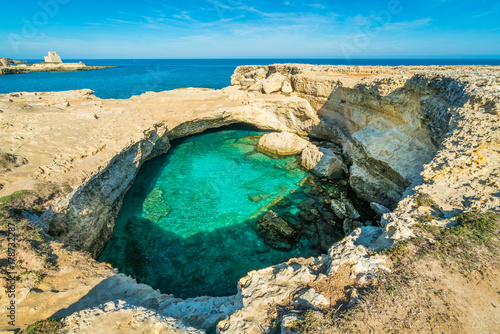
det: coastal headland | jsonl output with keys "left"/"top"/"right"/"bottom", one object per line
{"left": 0, "top": 64, "right": 499, "bottom": 333}
{"left": 0, "top": 53, "right": 114, "bottom": 75}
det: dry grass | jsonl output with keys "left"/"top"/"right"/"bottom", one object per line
{"left": 280, "top": 211, "right": 500, "bottom": 333}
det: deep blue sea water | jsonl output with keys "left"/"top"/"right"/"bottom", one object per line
{"left": 1, "top": 59, "right": 499, "bottom": 99}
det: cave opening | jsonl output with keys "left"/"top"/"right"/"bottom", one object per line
{"left": 98, "top": 124, "right": 376, "bottom": 299}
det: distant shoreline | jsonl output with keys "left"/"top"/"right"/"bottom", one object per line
{"left": 0, "top": 64, "right": 115, "bottom": 76}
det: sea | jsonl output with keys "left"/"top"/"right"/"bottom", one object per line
{"left": 1, "top": 59, "right": 499, "bottom": 99}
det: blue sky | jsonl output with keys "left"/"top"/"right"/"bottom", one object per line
{"left": 1, "top": 0, "right": 499, "bottom": 59}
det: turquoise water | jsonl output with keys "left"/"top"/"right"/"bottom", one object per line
{"left": 2, "top": 59, "right": 499, "bottom": 99}
{"left": 99, "top": 127, "right": 327, "bottom": 298}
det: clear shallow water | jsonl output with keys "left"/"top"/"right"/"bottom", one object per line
{"left": 1, "top": 59, "right": 499, "bottom": 99}
{"left": 99, "top": 128, "right": 322, "bottom": 298}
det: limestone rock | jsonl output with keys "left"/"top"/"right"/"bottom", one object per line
{"left": 44, "top": 51, "right": 63, "bottom": 63}
{"left": 262, "top": 73, "right": 287, "bottom": 94}
{"left": 0, "top": 57, "right": 9, "bottom": 67}
{"left": 257, "top": 132, "right": 309, "bottom": 156}
{"left": 255, "top": 210, "right": 299, "bottom": 250}
{"left": 142, "top": 188, "right": 170, "bottom": 222}
{"left": 327, "top": 226, "right": 388, "bottom": 280}
{"left": 239, "top": 78, "right": 255, "bottom": 89}
{"left": 282, "top": 80, "right": 293, "bottom": 95}
{"left": 370, "top": 202, "right": 391, "bottom": 216}
{"left": 280, "top": 314, "right": 301, "bottom": 334}
{"left": 218, "top": 257, "right": 323, "bottom": 334}
{"left": 62, "top": 300, "right": 202, "bottom": 334}
{"left": 343, "top": 219, "right": 365, "bottom": 235}
{"left": 293, "top": 288, "right": 330, "bottom": 310}
{"left": 330, "top": 195, "right": 360, "bottom": 220}
{"left": 300, "top": 146, "right": 346, "bottom": 178}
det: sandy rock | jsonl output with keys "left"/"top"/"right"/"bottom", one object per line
{"left": 257, "top": 132, "right": 309, "bottom": 156}
{"left": 218, "top": 257, "right": 324, "bottom": 334}
{"left": 282, "top": 80, "right": 293, "bottom": 95}
{"left": 280, "top": 314, "right": 301, "bottom": 334}
{"left": 62, "top": 300, "right": 203, "bottom": 334}
{"left": 301, "top": 146, "right": 346, "bottom": 178}
{"left": 2, "top": 64, "right": 500, "bottom": 334}
{"left": 239, "top": 78, "right": 255, "bottom": 89}
{"left": 294, "top": 288, "right": 330, "bottom": 310}
{"left": 327, "top": 226, "right": 388, "bottom": 280}
{"left": 262, "top": 73, "right": 287, "bottom": 94}
{"left": 0, "top": 57, "right": 9, "bottom": 67}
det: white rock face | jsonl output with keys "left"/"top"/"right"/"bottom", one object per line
{"left": 257, "top": 132, "right": 309, "bottom": 156}
{"left": 63, "top": 300, "right": 203, "bottom": 334}
{"left": 294, "top": 288, "right": 330, "bottom": 310}
{"left": 327, "top": 226, "right": 388, "bottom": 279}
{"left": 262, "top": 73, "right": 287, "bottom": 94}
{"left": 217, "top": 257, "right": 325, "bottom": 334}
{"left": 300, "top": 146, "right": 346, "bottom": 178}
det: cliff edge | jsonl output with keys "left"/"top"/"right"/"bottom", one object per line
{"left": 0, "top": 65, "right": 499, "bottom": 333}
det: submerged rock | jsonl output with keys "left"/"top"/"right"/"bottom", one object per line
{"left": 257, "top": 132, "right": 309, "bottom": 156}
{"left": 142, "top": 188, "right": 170, "bottom": 222}
{"left": 256, "top": 210, "right": 300, "bottom": 250}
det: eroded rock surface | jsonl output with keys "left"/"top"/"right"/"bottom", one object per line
{"left": 1, "top": 64, "right": 499, "bottom": 333}
{"left": 257, "top": 131, "right": 309, "bottom": 156}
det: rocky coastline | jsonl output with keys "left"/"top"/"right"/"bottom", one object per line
{"left": 0, "top": 55, "right": 114, "bottom": 75}
{"left": 0, "top": 63, "right": 114, "bottom": 75}
{"left": 0, "top": 64, "right": 499, "bottom": 333}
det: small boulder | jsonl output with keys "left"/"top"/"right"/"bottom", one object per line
{"left": 282, "top": 80, "right": 293, "bottom": 95}
{"left": 239, "top": 78, "right": 256, "bottom": 89}
{"left": 330, "top": 195, "right": 360, "bottom": 220}
{"left": 294, "top": 288, "right": 330, "bottom": 310}
{"left": 281, "top": 314, "right": 301, "bottom": 334}
{"left": 257, "top": 132, "right": 309, "bottom": 156}
{"left": 343, "top": 219, "right": 365, "bottom": 235}
{"left": 256, "top": 210, "right": 299, "bottom": 250}
{"left": 301, "top": 146, "right": 346, "bottom": 179}
{"left": 370, "top": 202, "right": 391, "bottom": 216}
{"left": 262, "top": 73, "right": 287, "bottom": 94}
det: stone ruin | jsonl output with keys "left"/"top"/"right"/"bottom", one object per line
{"left": 44, "top": 51, "right": 63, "bottom": 63}
{"left": 0, "top": 57, "right": 9, "bottom": 67}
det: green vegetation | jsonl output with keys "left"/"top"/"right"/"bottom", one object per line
{"left": 282, "top": 211, "right": 500, "bottom": 333}
{"left": 20, "top": 318, "right": 63, "bottom": 334}
{"left": 415, "top": 193, "right": 436, "bottom": 207}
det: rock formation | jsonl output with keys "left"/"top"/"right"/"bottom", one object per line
{"left": 0, "top": 64, "right": 499, "bottom": 333}
{"left": 257, "top": 131, "right": 309, "bottom": 156}
{"left": 44, "top": 51, "right": 63, "bottom": 63}
{"left": 0, "top": 57, "right": 9, "bottom": 67}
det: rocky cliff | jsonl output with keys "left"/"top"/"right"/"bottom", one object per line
{"left": 0, "top": 65, "right": 498, "bottom": 333}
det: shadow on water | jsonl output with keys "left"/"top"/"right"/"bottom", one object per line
{"left": 99, "top": 124, "right": 376, "bottom": 299}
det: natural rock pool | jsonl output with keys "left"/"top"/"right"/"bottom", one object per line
{"left": 99, "top": 126, "right": 371, "bottom": 298}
